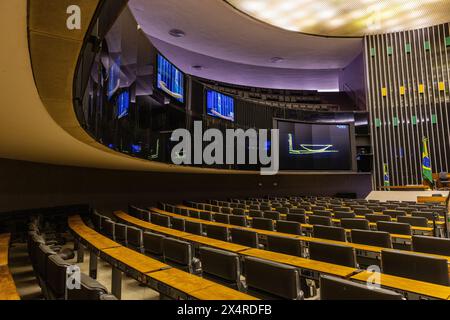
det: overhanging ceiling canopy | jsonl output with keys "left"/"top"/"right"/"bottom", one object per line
{"left": 225, "top": 0, "right": 450, "bottom": 37}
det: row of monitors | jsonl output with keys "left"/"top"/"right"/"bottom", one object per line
{"left": 108, "top": 53, "right": 235, "bottom": 122}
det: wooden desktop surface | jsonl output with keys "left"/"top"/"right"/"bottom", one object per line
{"left": 190, "top": 284, "right": 259, "bottom": 300}
{"left": 115, "top": 211, "right": 192, "bottom": 238}
{"left": 68, "top": 216, "right": 120, "bottom": 250}
{"left": 240, "top": 248, "right": 358, "bottom": 278}
{"left": 103, "top": 247, "right": 169, "bottom": 274}
{"left": 380, "top": 185, "right": 430, "bottom": 191}
{"left": 116, "top": 211, "right": 249, "bottom": 253}
{"left": 0, "top": 233, "right": 11, "bottom": 266}
{"left": 351, "top": 271, "right": 450, "bottom": 300}
{"left": 0, "top": 266, "right": 20, "bottom": 300}
{"left": 147, "top": 268, "right": 257, "bottom": 300}
{"left": 417, "top": 196, "right": 448, "bottom": 204}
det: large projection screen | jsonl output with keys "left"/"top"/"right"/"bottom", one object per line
{"left": 276, "top": 119, "right": 356, "bottom": 171}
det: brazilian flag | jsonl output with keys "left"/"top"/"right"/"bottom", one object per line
{"left": 422, "top": 138, "right": 433, "bottom": 184}
{"left": 383, "top": 163, "right": 390, "bottom": 186}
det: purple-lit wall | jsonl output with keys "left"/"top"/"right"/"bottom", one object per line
{"left": 339, "top": 53, "right": 367, "bottom": 110}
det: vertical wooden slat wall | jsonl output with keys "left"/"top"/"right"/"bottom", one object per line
{"left": 366, "top": 23, "right": 450, "bottom": 188}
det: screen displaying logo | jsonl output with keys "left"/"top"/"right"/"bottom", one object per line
{"left": 288, "top": 134, "right": 338, "bottom": 155}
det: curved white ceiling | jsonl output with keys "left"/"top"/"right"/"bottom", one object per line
{"left": 226, "top": 0, "right": 450, "bottom": 37}
{"left": 128, "top": 0, "right": 363, "bottom": 70}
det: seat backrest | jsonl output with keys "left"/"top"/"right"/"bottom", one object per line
{"left": 232, "top": 208, "right": 245, "bottom": 216}
{"left": 289, "top": 208, "right": 305, "bottom": 215}
{"left": 199, "top": 211, "right": 213, "bottom": 221}
{"left": 365, "top": 214, "right": 391, "bottom": 223}
{"left": 286, "top": 213, "right": 306, "bottom": 224}
{"left": 143, "top": 232, "right": 166, "bottom": 256}
{"left": 381, "top": 249, "right": 449, "bottom": 286}
{"left": 230, "top": 228, "right": 258, "bottom": 248}
{"left": 276, "top": 220, "right": 302, "bottom": 235}
{"left": 439, "top": 171, "right": 448, "bottom": 181}
{"left": 103, "top": 219, "right": 115, "bottom": 240}
{"left": 377, "top": 221, "right": 411, "bottom": 235}
{"left": 334, "top": 211, "right": 356, "bottom": 219}
{"left": 267, "top": 235, "right": 302, "bottom": 257}
{"left": 308, "top": 215, "right": 332, "bottom": 226}
{"left": 340, "top": 218, "right": 370, "bottom": 230}
{"left": 185, "top": 221, "right": 203, "bottom": 235}
{"left": 67, "top": 273, "right": 108, "bottom": 300}
{"left": 354, "top": 208, "right": 374, "bottom": 215}
{"left": 162, "top": 238, "right": 194, "bottom": 271}
{"left": 313, "top": 225, "right": 346, "bottom": 242}
{"left": 114, "top": 223, "right": 127, "bottom": 243}
{"left": 126, "top": 226, "right": 143, "bottom": 249}
{"left": 249, "top": 204, "right": 260, "bottom": 210}
{"left": 397, "top": 216, "right": 428, "bottom": 227}
{"left": 412, "top": 235, "right": 450, "bottom": 256}
{"left": 46, "top": 254, "right": 72, "bottom": 299}
{"left": 170, "top": 217, "right": 186, "bottom": 231}
{"left": 351, "top": 229, "right": 392, "bottom": 248}
{"left": 278, "top": 207, "right": 289, "bottom": 214}
{"left": 395, "top": 207, "right": 415, "bottom": 214}
{"left": 229, "top": 215, "right": 247, "bottom": 227}
{"left": 220, "top": 207, "right": 232, "bottom": 214}
{"left": 263, "top": 211, "right": 281, "bottom": 221}
{"left": 313, "top": 210, "right": 333, "bottom": 217}
{"left": 259, "top": 205, "right": 271, "bottom": 211}
{"left": 309, "top": 241, "right": 356, "bottom": 268}
{"left": 214, "top": 213, "right": 230, "bottom": 224}
{"left": 383, "top": 210, "right": 406, "bottom": 218}
{"left": 199, "top": 247, "right": 242, "bottom": 288}
{"left": 188, "top": 210, "right": 200, "bottom": 219}
{"left": 252, "top": 217, "right": 274, "bottom": 231}
{"left": 248, "top": 210, "right": 263, "bottom": 218}
{"left": 211, "top": 205, "right": 221, "bottom": 213}
{"left": 320, "top": 275, "right": 403, "bottom": 300}
{"left": 206, "top": 225, "right": 229, "bottom": 242}
{"left": 411, "top": 211, "right": 435, "bottom": 220}
{"left": 332, "top": 207, "right": 351, "bottom": 212}
{"left": 36, "top": 244, "right": 57, "bottom": 279}
{"left": 244, "top": 257, "right": 302, "bottom": 300}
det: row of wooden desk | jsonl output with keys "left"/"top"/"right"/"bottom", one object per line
{"left": 119, "top": 211, "right": 450, "bottom": 300}
{"left": 178, "top": 204, "right": 441, "bottom": 236}
{"left": 153, "top": 208, "right": 416, "bottom": 258}
{"left": 68, "top": 215, "right": 256, "bottom": 300}
{"left": 0, "top": 233, "right": 20, "bottom": 300}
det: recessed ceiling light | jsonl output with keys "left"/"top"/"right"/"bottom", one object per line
{"left": 192, "top": 65, "right": 204, "bottom": 70}
{"left": 169, "top": 29, "right": 186, "bottom": 38}
{"left": 270, "top": 57, "right": 284, "bottom": 63}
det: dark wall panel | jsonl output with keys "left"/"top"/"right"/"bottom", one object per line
{"left": 0, "top": 158, "right": 371, "bottom": 213}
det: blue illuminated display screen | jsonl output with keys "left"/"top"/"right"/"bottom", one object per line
{"left": 206, "top": 90, "right": 235, "bottom": 122}
{"left": 117, "top": 90, "right": 129, "bottom": 119}
{"left": 156, "top": 54, "right": 184, "bottom": 103}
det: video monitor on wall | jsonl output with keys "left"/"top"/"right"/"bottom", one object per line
{"left": 156, "top": 53, "right": 185, "bottom": 103}
{"left": 276, "top": 120, "right": 353, "bottom": 171}
{"left": 206, "top": 89, "right": 235, "bottom": 122}
{"left": 117, "top": 90, "right": 129, "bottom": 119}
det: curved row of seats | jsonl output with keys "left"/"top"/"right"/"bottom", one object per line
{"left": 163, "top": 203, "right": 450, "bottom": 256}
{"left": 27, "top": 218, "right": 116, "bottom": 300}
{"left": 92, "top": 211, "right": 305, "bottom": 299}
{"left": 119, "top": 208, "right": 450, "bottom": 297}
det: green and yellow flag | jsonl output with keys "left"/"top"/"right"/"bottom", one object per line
{"left": 422, "top": 137, "right": 433, "bottom": 184}
{"left": 383, "top": 163, "right": 390, "bottom": 186}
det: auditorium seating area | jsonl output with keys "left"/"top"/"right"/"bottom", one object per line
{"left": 32, "top": 194, "right": 442, "bottom": 301}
